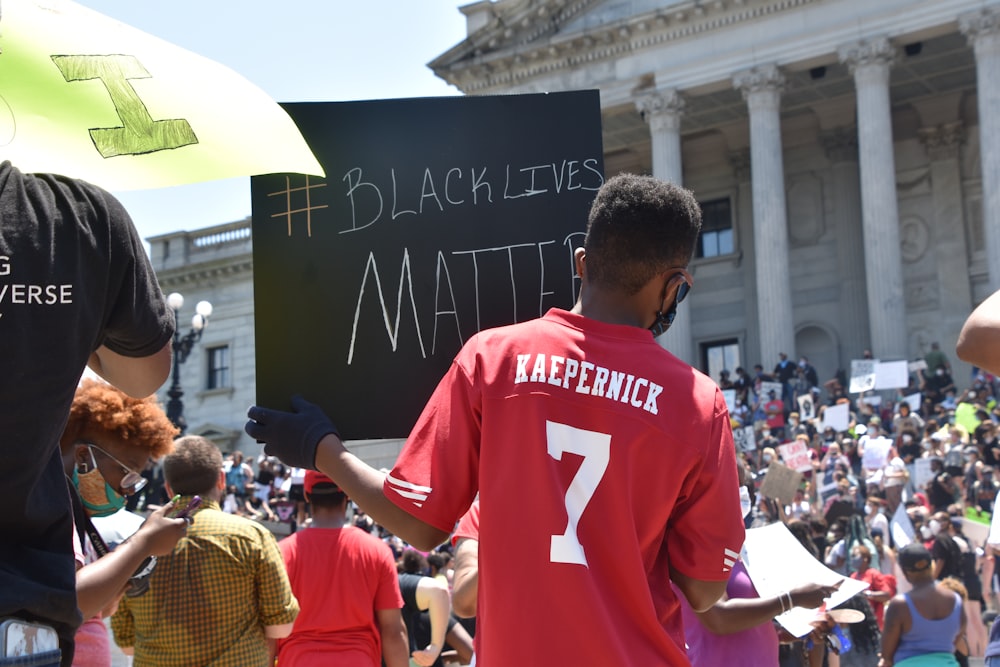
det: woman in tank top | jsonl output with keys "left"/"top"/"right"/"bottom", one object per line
{"left": 880, "top": 543, "right": 966, "bottom": 667}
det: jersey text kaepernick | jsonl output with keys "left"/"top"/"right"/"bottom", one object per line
{"left": 514, "top": 353, "right": 662, "bottom": 415}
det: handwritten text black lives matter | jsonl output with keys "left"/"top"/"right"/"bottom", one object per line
{"left": 265, "top": 157, "right": 604, "bottom": 365}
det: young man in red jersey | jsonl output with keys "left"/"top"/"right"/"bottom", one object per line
{"left": 276, "top": 471, "right": 408, "bottom": 667}
{"left": 247, "top": 173, "right": 746, "bottom": 666}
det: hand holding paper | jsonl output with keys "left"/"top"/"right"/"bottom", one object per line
{"left": 742, "top": 523, "right": 870, "bottom": 637}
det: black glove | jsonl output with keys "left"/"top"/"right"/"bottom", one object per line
{"left": 245, "top": 395, "right": 339, "bottom": 470}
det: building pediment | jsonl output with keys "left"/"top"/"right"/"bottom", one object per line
{"left": 431, "top": 0, "right": 819, "bottom": 95}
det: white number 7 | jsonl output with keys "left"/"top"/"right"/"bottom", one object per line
{"left": 547, "top": 421, "right": 611, "bottom": 567}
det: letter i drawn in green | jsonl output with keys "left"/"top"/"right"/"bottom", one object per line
{"left": 51, "top": 54, "right": 198, "bottom": 157}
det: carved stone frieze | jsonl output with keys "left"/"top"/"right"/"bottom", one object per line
{"left": 436, "top": 0, "right": 821, "bottom": 93}
{"left": 819, "top": 127, "right": 858, "bottom": 164}
{"left": 899, "top": 216, "right": 931, "bottom": 264}
{"left": 729, "top": 148, "right": 751, "bottom": 182}
{"left": 917, "top": 121, "right": 966, "bottom": 161}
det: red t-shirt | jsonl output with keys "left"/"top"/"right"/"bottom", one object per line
{"left": 851, "top": 567, "right": 895, "bottom": 630}
{"left": 765, "top": 399, "right": 786, "bottom": 428}
{"left": 277, "top": 526, "right": 403, "bottom": 667}
{"left": 452, "top": 499, "right": 480, "bottom": 547}
{"left": 386, "top": 309, "right": 745, "bottom": 667}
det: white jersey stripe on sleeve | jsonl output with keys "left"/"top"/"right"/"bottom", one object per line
{"left": 386, "top": 473, "right": 433, "bottom": 494}
{"left": 391, "top": 488, "right": 429, "bottom": 502}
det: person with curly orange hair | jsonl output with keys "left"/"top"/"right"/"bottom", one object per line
{"left": 59, "top": 379, "right": 188, "bottom": 667}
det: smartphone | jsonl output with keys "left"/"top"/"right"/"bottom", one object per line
{"left": 0, "top": 618, "right": 58, "bottom": 657}
{"left": 173, "top": 496, "right": 202, "bottom": 520}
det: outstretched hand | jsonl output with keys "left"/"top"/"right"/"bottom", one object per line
{"left": 245, "top": 395, "right": 339, "bottom": 470}
{"left": 791, "top": 579, "right": 842, "bottom": 609}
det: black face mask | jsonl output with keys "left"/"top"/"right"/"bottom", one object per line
{"left": 649, "top": 278, "right": 691, "bottom": 337}
{"left": 649, "top": 309, "right": 675, "bottom": 337}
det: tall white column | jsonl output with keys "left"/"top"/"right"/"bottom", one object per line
{"left": 961, "top": 8, "right": 1000, "bottom": 292}
{"left": 732, "top": 64, "right": 794, "bottom": 369}
{"left": 838, "top": 36, "right": 907, "bottom": 360}
{"left": 636, "top": 89, "right": 693, "bottom": 364}
{"left": 636, "top": 89, "right": 684, "bottom": 183}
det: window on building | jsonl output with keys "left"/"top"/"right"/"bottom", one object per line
{"left": 702, "top": 339, "right": 740, "bottom": 387}
{"left": 696, "top": 197, "right": 734, "bottom": 259}
{"left": 207, "top": 345, "right": 230, "bottom": 390}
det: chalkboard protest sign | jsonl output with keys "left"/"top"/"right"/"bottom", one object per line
{"left": 251, "top": 92, "right": 605, "bottom": 439}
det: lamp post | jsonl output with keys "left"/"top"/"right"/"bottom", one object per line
{"left": 165, "top": 292, "right": 213, "bottom": 434}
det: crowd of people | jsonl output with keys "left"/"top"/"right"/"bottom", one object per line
{"left": 712, "top": 338, "right": 1000, "bottom": 666}
{"left": 8, "top": 168, "right": 1000, "bottom": 667}
{"left": 58, "top": 364, "right": 1000, "bottom": 667}
{"left": 53, "top": 377, "right": 482, "bottom": 667}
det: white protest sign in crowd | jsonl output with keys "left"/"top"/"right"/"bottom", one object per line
{"left": 778, "top": 440, "right": 813, "bottom": 472}
{"left": 821, "top": 402, "right": 849, "bottom": 433}
{"left": 861, "top": 436, "right": 893, "bottom": 471}
{"left": 723, "top": 389, "right": 737, "bottom": 414}
{"left": 797, "top": 393, "right": 816, "bottom": 420}
{"left": 734, "top": 426, "right": 756, "bottom": 453}
{"left": 849, "top": 359, "right": 912, "bottom": 394}
{"left": 760, "top": 381, "right": 783, "bottom": 399}
{"left": 849, "top": 360, "right": 877, "bottom": 393}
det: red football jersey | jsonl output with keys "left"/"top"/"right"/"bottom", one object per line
{"left": 386, "top": 309, "right": 745, "bottom": 666}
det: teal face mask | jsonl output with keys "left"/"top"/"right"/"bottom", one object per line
{"left": 72, "top": 466, "right": 126, "bottom": 517}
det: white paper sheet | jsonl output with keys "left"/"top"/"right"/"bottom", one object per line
{"left": 742, "top": 522, "right": 870, "bottom": 637}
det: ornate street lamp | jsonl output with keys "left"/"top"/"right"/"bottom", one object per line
{"left": 165, "top": 292, "right": 213, "bottom": 434}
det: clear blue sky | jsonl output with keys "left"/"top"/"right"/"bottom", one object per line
{"left": 82, "top": 1, "right": 468, "bottom": 241}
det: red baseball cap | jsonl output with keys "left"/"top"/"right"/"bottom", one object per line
{"left": 304, "top": 470, "right": 341, "bottom": 496}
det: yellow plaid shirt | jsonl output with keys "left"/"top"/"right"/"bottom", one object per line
{"left": 111, "top": 498, "right": 299, "bottom": 666}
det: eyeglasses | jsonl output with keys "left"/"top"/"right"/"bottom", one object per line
{"left": 87, "top": 444, "right": 148, "bottom": 495}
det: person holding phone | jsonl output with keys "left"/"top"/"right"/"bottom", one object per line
{"left": 111, "top": 435, "right": 299, "bottom": 667}
{"left": 59, "top": 379, "right": 188, "bottom": 667}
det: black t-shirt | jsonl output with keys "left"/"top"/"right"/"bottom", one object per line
{"left": 0, "top": 162, "right": 173, "bottom": 657}
{"left": 899, "top": 441, "right": 923, "bottom": 463}
{"left": 975, "top": 479, "right": 1000, "bottom": 512}
{"left": 981, "top": 437, "right": 1000, "bottom": 467}
{"left": 931, "top": 535, "right": 964, "bottom": 582}
{"left": 927, "top": 476, "right": 955, "bottom": 512}
{"left": 774, "top": 360, "right": 796, "bottom": 384}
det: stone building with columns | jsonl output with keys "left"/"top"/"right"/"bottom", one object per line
{"left": 430, "top": 0, "right": 1000, "bottom": 388}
